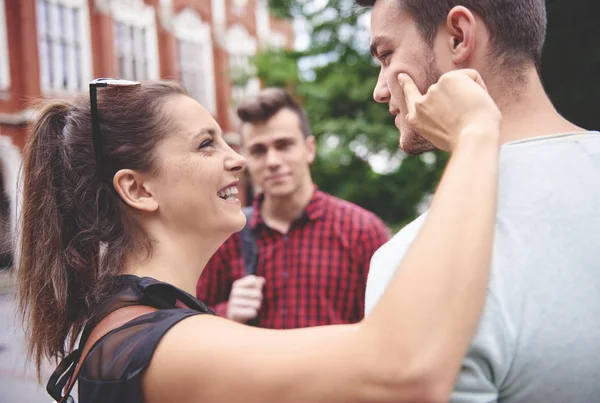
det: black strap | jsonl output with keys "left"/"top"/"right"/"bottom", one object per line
{"left": 47, "top": 305, "right": 158, "bottom": 403}
{"left": 240, "top": 206, "right": 259, "bottom": 276}
{"left": 240, "top": 206, "right": 260, "bottom": 327}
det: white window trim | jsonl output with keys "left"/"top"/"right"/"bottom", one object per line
{"left": 255, "top": 0, "right": 271, "bottom": 49}
{"left": 226, "top": 25, "right": 259, "bottom": 105}
{"left": 110, "top": 0, "right": 159, "bottom": 80}
{"left": 0, "top": 0, "right": 11, "bottom": 90}
{"left": 226, "top": 24, "right": 257, "bottom": 56}
{"left": 156, "top": 0, "right": 173, "bottom": 32}
{"left": 173, "top": 8, "right": 217, "bottom": 115}
{"left": 37, "top": 0, "right": 94, "bottom": 94}
{"left": 231, "top": 0, "right": 249, "bottom": 17}
{"left": 211, "top": 0, "right": 226, "bottom": 39}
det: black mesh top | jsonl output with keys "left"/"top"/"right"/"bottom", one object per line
{"left": 47, "top": 275, "right": 213, "bottom": 403}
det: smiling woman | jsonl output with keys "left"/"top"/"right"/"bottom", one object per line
{"left": 17, "top": 79, "right": 245, "bottom": 391}
{"left": 17, "top": 76, "right": 502, "bottom": 403}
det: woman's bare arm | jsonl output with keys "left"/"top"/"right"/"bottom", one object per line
{"left": 144, "top": 70, "right": 501, "bottom": 403}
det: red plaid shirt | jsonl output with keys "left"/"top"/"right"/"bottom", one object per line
{"left": 196, "top": 188, "right": 390, "bottom": 329}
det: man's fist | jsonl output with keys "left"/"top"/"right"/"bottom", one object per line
{"left": 226, "top": 275, "right": 266, "bottom": 324}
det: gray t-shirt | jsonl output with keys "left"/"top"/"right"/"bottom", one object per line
{"left": 365, "top": 132, "right": 600, "bottom": 403}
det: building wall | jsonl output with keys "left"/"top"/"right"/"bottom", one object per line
{"left": 0, "top": 0, "right": 293, "bottom": 209}
{"left": 0, "top": 0, "right": 293, "bottom": 268}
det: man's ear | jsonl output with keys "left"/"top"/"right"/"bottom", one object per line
{"left": 445, "top": 6, "right": 477, "bottom": 65}
{"left": 113, "top": 169, "right": 159, "bottom": 212}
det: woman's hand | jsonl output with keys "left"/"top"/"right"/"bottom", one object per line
{"left": 396, "top": 69, "right": 501, "bottom": 152}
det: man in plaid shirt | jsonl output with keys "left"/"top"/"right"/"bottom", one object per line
{"left": 196, "top": 88, "right": 389, "bottom": 329}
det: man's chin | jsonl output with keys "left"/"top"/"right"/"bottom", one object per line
{"left": 399, "top": 131, "right": 437, "bottom": 155}
{"left": 263, "top": 183, "right": 295, "bottom": 198}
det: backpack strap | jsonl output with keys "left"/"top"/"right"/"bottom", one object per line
{"left": 52, "top": 305, "right": 158, "bottom": 403}
{"left": 239, "top": 206, "right": 260, "bottom": 326}
{"left": 240, "top": 206, "right": 259, "bottom": 276}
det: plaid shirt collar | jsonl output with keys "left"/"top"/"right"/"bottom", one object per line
{"left": 249, "top": 184, "right": 326, "bottom": 229}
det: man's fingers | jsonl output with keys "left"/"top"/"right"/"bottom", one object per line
{"left": 234, "top": 275, "right": 265, "bottom": 289}
{"left": 231, "top": 287, "right": 263, "bottom": 300}
{"left": 398, "top": 73, "right": 422, "bottom": 116}
{"left": 231, "top": 297, "right": 262, "bottom": 310}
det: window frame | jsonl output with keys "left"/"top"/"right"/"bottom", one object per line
{"left": 173, "top": 8, "right": 217, "bottom": 115}
{"left": 36, "top": 0, "right": 93, "bottom": 94}
{"left": 110, "top": 0, "right": 159, "bottom": 81}
{"left": 226, "top": 24, "right": 258, "bottom": 106}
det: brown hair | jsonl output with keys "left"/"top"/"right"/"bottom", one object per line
{"left": 0, "top": 166, "right": 10, "bottom": 264}
{"left": 356, "top": 0, "right": 547, "bottom": 72}
{"left": 237, "top": 88, "right": 312, "bottom": 138}
{"left": 17, "top": 81, "right": 188, "bottom": 377}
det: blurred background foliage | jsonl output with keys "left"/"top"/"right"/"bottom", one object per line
{"left": 255, "top": 0, "right": 599, "bottom": 231}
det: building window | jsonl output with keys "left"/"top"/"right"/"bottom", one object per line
{"left": 113, "top": 22, "right": 149, "bottom": 81}
{"left": 111, "top": 0, "right": 159, "bottom": 81}
{"left": 0, "top": 0, "right": 10, "bottom": 91}
{"left": 229, "top": 53, "right": 252, "bottom": 105}
{"left": 226, "top": 25, "right": 258, "bottom": 106}
{"left": 255, "top": 0, "right": 271, "bottom": 48}
{"left": 174, "top": 9, "right": 216, "bottom": 115}
{"left": 36, "top": 0, "right": 92, "bottom": 93}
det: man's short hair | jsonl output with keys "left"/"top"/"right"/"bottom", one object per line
{"left": 237, "top": 88, "right": 312, "bottom": 138}
{"left": 356, "top": 0, "right": 547, "bottom": 72}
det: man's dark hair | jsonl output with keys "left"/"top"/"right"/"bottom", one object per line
{"left": 237, "top": 88, "right": 312, "bottom": 138}
{"left": 356, "top": 0, "right": 547, "bottom": 72}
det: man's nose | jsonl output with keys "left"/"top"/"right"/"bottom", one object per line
{"left": 374, "top": 70, "right": 390, "bottom": 103}
{"left": 265, "top": 148, "right": 281, "bottom": 167}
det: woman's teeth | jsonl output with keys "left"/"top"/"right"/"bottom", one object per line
{"left": 218, "top": 186, "right": 239, "bottom": 200}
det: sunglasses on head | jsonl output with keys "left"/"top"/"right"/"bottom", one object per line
{"left": 89, "top": 78, "right": 141, "bottom": 164}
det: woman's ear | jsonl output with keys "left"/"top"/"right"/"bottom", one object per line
{"left": 113, "top": 169, "right": 159, "bottom": 212}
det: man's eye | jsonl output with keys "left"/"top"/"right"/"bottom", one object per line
{"left": 380, "top": 52, "right": 392, "bottom": 65}
{"left": 199, "top": 139, "right": 214, "bottom": 149}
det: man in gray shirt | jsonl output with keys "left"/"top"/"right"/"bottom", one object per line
{"left": 356, "top": 0, "right": 600, "bottom": 402}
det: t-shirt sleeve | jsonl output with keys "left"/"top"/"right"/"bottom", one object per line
{"left": 450, "top": 291, "right": 516, "bottom": 403}
{"left": 364, "top": 213, "right": 428, "bottom": 315}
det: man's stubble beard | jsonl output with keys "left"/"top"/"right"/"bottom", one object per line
{"left": 399, "top": 53, "right": 442, "bottom": 155}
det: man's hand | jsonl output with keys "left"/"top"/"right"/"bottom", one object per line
{"left": 226, "top": 275, "right": 265, "bottom": 324}
{"left": 395, "top": 69, "right": 501, "bottom": 152}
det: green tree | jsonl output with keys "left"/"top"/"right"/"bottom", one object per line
{"left": 257, "top": 0, "right": 447, "bottom": 230}
{"left": 256, "top": 0, "right": 598, "bottom": 230}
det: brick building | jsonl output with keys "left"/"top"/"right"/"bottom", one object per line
{"left": 0, "top": 0, "right": 293, "bottom": 269}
